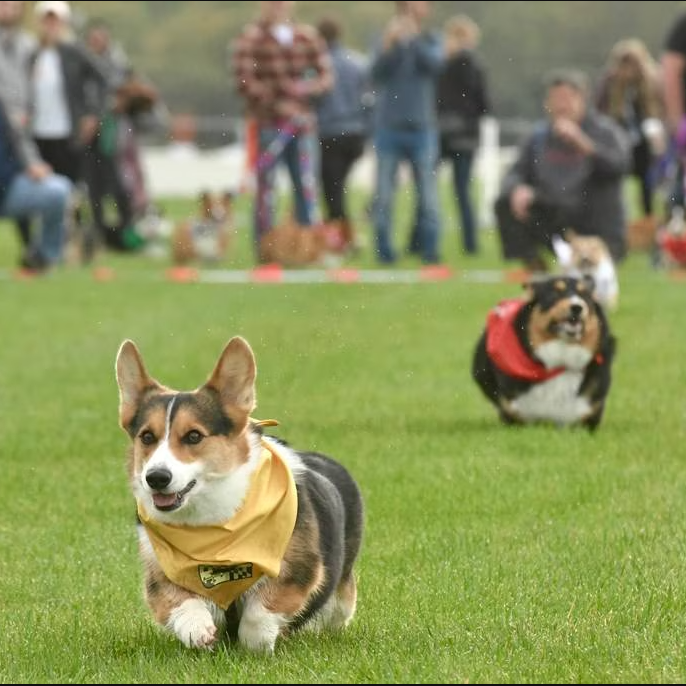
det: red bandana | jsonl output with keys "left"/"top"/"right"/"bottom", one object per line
{"left": 486, "top": 300, "right": 565, "bottom": 383}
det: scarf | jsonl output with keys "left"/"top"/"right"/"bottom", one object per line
{"left": 138, "top": 438, "right": 298, "bottom": 610}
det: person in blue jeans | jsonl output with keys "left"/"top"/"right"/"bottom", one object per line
{"left": 232, "top": 1, "right": 333, "bottom": 262}
{"left": 370, "top": 0, "right": 444, "bottom": 265}
{"left": 0, "top": 99, "right": 71, "bottom": 271}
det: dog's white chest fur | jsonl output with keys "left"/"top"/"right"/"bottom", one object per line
{"left": 512, "top": 371, "right": 591, "bottom": 425}
{"left": 512, "top": 341, "right": 593, "bottom": 425}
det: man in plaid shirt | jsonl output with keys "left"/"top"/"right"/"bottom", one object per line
{"left": 233, "top": 1, "right": 333, "bottom": 259}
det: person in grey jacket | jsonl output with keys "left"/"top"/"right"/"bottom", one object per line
{"left": 0, "top": 1, "right": 34, "bottom": 129}
{"left": 495, "top": 69, "right": 631, "bottom": 271}
{"left": 370, "top": 0, "right": 444, "bottom": 265}
{"left": 316, "top": 17, "right": 370, "bottom": 250}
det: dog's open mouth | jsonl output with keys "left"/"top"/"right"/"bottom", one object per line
{"left": 552, "top": 316, "right": 585, "bottom": 342}
{"left": 152, "top": 480, "right": 197, "bottom": 512}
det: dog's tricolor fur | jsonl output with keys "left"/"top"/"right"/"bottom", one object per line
{"left": 472, "top": 276, "right": 616, "bottom": 430}
{"left": 115, "top": 338, "right": 364, "bottom": 653}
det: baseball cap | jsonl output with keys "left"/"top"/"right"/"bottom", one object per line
{"left": 34, "top": 1, "right": 72, "bottom": 21}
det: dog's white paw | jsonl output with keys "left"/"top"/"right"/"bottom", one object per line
{"left": 238, "top": 602, "right": 285, "bottom": 655}
{"left": 168, "top": 599, "right": 218, "bottom": 650}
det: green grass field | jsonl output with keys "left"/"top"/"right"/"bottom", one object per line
{"left": 1, "top": 192, "right": 686, "bottom": 684}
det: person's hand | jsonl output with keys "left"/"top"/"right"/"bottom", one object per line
{"left": 383, "top": 15, "right": 418, "bottom": 50}
{"left": 511, "top": 185, "right": 536, "bottom": 222}
{"left": 553, "top": 118, "right": 594, "bottom": 155}
{"left": 383, "top": 18, "right": 403, "bottom": 50}
{"left": 283, "top": 79, "right": 309, "bottom": 99}
{"left": 27, "top": 162, "right": 52, "bottom": 181}
{"left": 643, "top": 117, "right": 667, "bottom": 157}
{"left": 79, "top": 116, "right": 101, "bottom": 146}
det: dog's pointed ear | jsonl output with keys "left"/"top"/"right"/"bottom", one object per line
{"left": 116, "top": 340, "right": 158, "bottom": 431}
{"left": 204, "top": 337, "right": 256, "bottom": 414}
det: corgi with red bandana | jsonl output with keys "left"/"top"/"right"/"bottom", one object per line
{"left": 115, "top": 338, "right": 364, "bottom": 653}
{"left": 472, "top": 276, "right": 616, "bottom": 431}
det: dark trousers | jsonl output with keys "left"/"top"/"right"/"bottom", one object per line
{"left": 495, "top": 196, "right": 572, "bottom": 269}
{"left": 632, "top": 139, "right": 654, "bottom": 217}
{"left": 15, "top": 217, "right": 31, "bottom": 248}
{"left": 320, "top": 134, "right": 366, "bottom": 222}
{"left": 35, "top": 138, "right": 82, "bottom": 183}
{"left": 37, "top": 135, "right": 136, "bottom": 255}
{"left": 448, "top": 149, "right": 478, "bottom": 255}
{"left": 83, "top": 143, "right": 134, "bottom": 236}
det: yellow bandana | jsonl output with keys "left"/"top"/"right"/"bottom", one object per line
{"left": 137, "top": 436, "right": 298, "bottom": 610}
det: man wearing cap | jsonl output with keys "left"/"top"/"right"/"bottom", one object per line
{"left": 495, "top": 69, "right": 631, "bottom": 271}
{"left": 30, "top": 1, "right": 106, "bottom": 180}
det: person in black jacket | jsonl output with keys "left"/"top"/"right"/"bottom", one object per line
{"left": 30, "top": 2, "right": 105, "bottom": 182}
{"left": 436, "top": 15, "right": 490, "bottom": 255}
{"left": 29, "top": 1, "right": 136, "bottom": 258}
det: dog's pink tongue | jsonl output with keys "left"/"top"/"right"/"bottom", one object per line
{"left": 153, "top": 493, "right": 177, "bottom": 508}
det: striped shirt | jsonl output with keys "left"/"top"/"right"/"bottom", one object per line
{"left": 233, "top": 21, "right": 333, "bottom": 128}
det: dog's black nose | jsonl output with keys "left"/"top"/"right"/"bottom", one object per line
{"left": 570, "top": 304, "right": 584, "bottom": 319}
{"left": 146, "top": 468, "right": 173, "bottom": 491}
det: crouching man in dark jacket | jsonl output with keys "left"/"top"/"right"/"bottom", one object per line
{"left": 495, "top": 69, "right": 631, "bottom": 272}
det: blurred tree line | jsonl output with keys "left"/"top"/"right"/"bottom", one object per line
{"left": 63, "top": 1, "right": 684, "bottom": 121}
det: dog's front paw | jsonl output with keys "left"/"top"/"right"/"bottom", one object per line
{"left": 238, "top": 602, "right": 284, "bottom": 655}
{"left": 168, "top": 599, "right": 218, "bottom": 650}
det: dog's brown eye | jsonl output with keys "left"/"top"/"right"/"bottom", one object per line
{"left": 183, "top": 431, "right": 204, "bottom": 446}
{"left": 140, "top": 431, "right": 157, "bottom": 446}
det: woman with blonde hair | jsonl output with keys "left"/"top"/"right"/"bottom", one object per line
{"left": 436, "top": 14, "right": 491, "bottom": 255}
{"left": 596, "top": 38, "right": 665, "bottom": 218}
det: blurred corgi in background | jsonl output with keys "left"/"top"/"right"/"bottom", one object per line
{"left": 553, "top": 231, "right": 619, "bottom": 311}
{"left": 172, "top": 191, "right": 234, "bottom": 265}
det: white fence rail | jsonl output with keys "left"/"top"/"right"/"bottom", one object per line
{"left": 141, "top": 117, "right": 523, "bottom": 227}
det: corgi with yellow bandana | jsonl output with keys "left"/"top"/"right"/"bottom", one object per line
{"left": 115, "top": 338, "right": 364, "bottom": 653}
